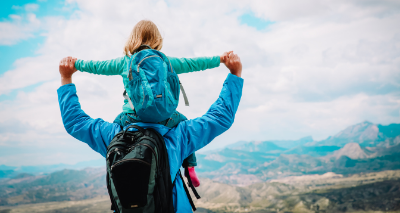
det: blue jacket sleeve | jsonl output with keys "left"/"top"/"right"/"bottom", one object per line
{"left": 167, "top": 73, "right": 243, "bottom": 165}
{"left": 57, "top": 84, "right": 121, "bottom": 157}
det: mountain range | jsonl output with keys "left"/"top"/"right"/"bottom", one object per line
{"left": 196, "top": 121, "right": 400, "bottom": 185}
{"left": 1, "top": 121, "right": 399, "bottom": 186}
{"left": 0, "top": 159, "right": 105, "bottom": 179}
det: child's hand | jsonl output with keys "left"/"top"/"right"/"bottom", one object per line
{"left": 220, "top": 51, "right": 233, "bottom": 64}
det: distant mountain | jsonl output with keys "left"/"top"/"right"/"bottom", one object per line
{"left": 225, "top": 136, "right": 314, "bottom": 151}
{"left": 271, "top": 136, "right": 314, "bottom": 149}
{"left": 0, "top": 170, "right": 15, "bottom": 179}
{"left": 316, "top": 121, "right": 400, "bottom": 147}
{"left": 0, "top": 165, "right": 16, "bottom": 170}
{"left": 227, "top": 141, "right": 286, "bottom": 153}
{"left": 378, "top": 123, "right": 400, "bottom": 138}
{"left": 283, "top": 145, "right": 341, "bottom": 156}
{"left": 0, "top": 159, "right": 105, "bottom": 179}
{"left": 329, "top": 143, "right": 372, "bottom": 159}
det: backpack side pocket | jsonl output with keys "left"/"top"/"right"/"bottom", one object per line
{"left": 128, "top": 74, "right": 145, "bottom": 111}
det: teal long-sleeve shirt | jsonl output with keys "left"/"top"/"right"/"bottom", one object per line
{"left": 75, "top": 55, "right": 221, "bottom": 113}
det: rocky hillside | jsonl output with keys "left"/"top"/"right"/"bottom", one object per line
{"left": 0, "top": 168, "right": 107, "bottom": 206}
{"left": 192, "top": 170, "right": 400, "bottom": 212}
{"left": 328, "top": 143, "right": 372, "bottom": 159}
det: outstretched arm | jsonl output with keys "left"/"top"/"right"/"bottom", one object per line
{"left": 74, "top": 57, "right": 125, "bottom": 76}
{"left": 168, "top": 51, "right": 232, "bottom": 74}
{"left": 171, "top": 52, "right": 243, "bottom": 161}
{"left": 58, "top": 57, "right": 121, "bottom": 157}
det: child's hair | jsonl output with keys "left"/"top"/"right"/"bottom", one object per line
{"left": 124, "top": 20, "right": 163, "bottom": 56}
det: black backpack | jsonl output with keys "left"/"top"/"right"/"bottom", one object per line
{"left": 106, "top": 125, "right": 199, "bottom": 213}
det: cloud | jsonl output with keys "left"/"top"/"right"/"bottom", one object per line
{"left": 0, "top": 0, "right": 399, "bottom": 164}
{"left": 246, "top": 0, "right": 400, "bottom": 21}
{"left": 0, "top": 3, "right": 41, "bottom": 46}
{"left": 24, "top": 4, "right": 40, "bottom": 12}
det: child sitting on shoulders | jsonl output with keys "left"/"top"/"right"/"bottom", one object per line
{"left": 70, "top": 20, "right": 231, "bottom": 187}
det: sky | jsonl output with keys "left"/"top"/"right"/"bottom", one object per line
{"left": 0, "top": 0, "right": 399, "bottom": 166}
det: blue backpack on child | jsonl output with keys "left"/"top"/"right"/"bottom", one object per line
{"left": 124, "top": 46, "right": 189, "bottom": 123}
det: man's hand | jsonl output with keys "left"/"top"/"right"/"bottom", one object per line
{"left": 220, "top": 51, "right": 233, "bottom": 64}
{"left": 224, "top": 52, "right": 242, "bottom": 78}
{"left": 59, "top": 56, "right": 77, "bottom": 85}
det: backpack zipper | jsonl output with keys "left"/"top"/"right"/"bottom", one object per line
{"left": 130, "top": 52, "right": 174, "bottom": 78}
{"left": 107, "top": 148, "right": 122, "bottom": 159}
{"left": 137, "top": 55, "right": 160, "bottom": 72}
{"left": 137, "top": 54, "right": 173, "bottom": 73}
{"left": 111, "top": 158, "right": 150, "bottom": 170}
{"left": 135, "top": 56, "right": 155, "bottom": 109}
{"left": 111, "top": 143, "right": 158, "bottom": 171}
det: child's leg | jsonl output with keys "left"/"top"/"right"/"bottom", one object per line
{"left": 182, "top": 153, "right": 197, "bottom": 167}
{"left": 183, "top": 153, "right": 200, "bottom": 187}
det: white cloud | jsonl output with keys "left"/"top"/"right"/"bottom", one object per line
{"left": 24, "top": 4, "right": 40, "bottom": 12}
{"left": 0, "top": 0, "right": 399, "bottom": 164}
{"left": 0, "top": 10, "right": 41, "bottom": 45}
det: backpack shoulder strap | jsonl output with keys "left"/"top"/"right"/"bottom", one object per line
{"left": 178, "top": 171, "right": 197, "bottom": 211}
{"left": 179, "top": 81, "right": 189, "bottom": 106}
{"left": 106, "top": 173, "right": 117, "bottom": 212}
{"left": 184, "top": 166, "right": 201, "bottom": 199}
{"left": 146, "top": 127, "right": 175, "bottom": 213}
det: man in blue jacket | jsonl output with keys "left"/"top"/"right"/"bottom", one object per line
{"left": 57, "top": 53, "right": 243, "bottom": 212}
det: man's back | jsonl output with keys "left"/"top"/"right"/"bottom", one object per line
{"left": 57, "top": 53, "right": 243, "bottom": 212}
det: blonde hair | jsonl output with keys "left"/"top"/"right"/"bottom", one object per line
{"left": 124, "top": 20, "right": 163, "bottom": 56}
